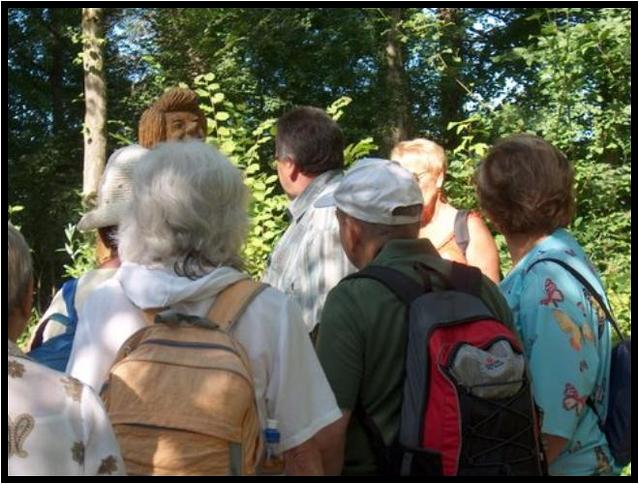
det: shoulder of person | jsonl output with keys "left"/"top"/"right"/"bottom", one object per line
{"left": 238, "top": 285, "right": 306, "bottom": 334}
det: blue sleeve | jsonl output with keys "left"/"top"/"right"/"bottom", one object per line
{"left": 519, "top": 264, "right": 600, "bottom": 440}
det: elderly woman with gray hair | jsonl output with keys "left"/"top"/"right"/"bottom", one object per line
{"left": 8, "top": 224, "right": 125, "bottom": 476}
{"left": 66, "top": 141, "right": 341, "bottom": 475}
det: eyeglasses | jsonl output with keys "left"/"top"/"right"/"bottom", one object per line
{"left": 414, "top": 170, "right": 432, "bottom": 182}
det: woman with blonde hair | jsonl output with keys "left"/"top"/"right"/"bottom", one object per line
{"left": 391, "top": 138, "right": 501, "bottom": 282}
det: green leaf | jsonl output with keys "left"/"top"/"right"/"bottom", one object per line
{"left": 220, "top": 140, "right": 236, "bottom": 154}
{"left": 215, "top": 112, "right": 230, "bottom": 121}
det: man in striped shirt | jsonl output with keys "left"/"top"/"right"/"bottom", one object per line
{"left": 263, "top": 106, "right": 356, "bottom": 341}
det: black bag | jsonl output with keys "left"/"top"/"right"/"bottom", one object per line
{"left": 527, "top": 257, "right": 630, "bottom": 467}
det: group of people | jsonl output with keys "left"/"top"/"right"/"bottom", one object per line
{"left": 8, "top": 88, "right": 619, "bottom": 476}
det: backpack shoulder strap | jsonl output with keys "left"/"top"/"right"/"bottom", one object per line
{"left": 30, "top": 278, "right": 79, "bottom": 350}
{"left": 526, "top": 257, "right": 623, "bottom": 341}
{"left": 208, "top": 279, "right": 269, "bottom": 331}
{"left": 414, "top": 259, "right": 483, "bottom": 299}
{"left": 454, "top": 209, "right": 471, "bottom": 256}
{"left": 61, "top": 277, "right": 79, "bottom": 325}
{"left": 344, "top": 265, "right": 426, "bottom": 306}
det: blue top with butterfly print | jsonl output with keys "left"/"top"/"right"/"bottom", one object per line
{"left": 500, "top": 228, "right": 617, "bottom": 476}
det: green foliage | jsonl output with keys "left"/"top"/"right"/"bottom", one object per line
{"left": 8, "top": 204, "right": 25, "bottom": 230}
{"left": 16, "top": 308, "right": 41, "bottom": 353}
{"left": 59, "top": 224, "right": 96, "bottom": 279}
{"left": 189, "top": 76, "right": 376, "bottom": 277}
{"left": 444, "top": 8, "right": 631, "bottom": 338}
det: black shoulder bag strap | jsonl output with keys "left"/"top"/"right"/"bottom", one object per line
{"left": 344, "top": 265, "right": 427, "bottom": 305}
{"left": 526, "top": 257, "right": 623, "bottom": 427}
{"left": 453, "top": 209, "right": 471, "bottom": 257}
{"left": 526, "top": 257, "right": 623, "bottom": 340}
{"left": 344, "top": 265, "right": 426, "bottom": 475}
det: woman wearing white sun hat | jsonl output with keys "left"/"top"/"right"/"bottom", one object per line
{"left": 27, "top": 144, "right": 148, "bottom": 370}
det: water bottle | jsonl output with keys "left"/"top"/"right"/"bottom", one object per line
{"left": 261, "top": 419, "right": 285, "bottom": 475}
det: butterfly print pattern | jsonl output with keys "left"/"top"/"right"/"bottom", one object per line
{"left": 540, "top": 278, "right": 564, "bottom": 307}
{"left": 562, "top": 383, "right": 587, "bottom": 416}
{"left": 594, "top": 446, "right": 612, "bottom": 475}
{"left": 553, "top": 310, "right": 594, "bottom": 351}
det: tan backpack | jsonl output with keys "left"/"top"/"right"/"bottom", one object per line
{"left": 101, "top": 279, "right": 266, "bottom": 476}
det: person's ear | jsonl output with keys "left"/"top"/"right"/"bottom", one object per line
{"left": 343, "top": 216, "right": 362, "bottom": 251}
{"left": 287, "top": 157, "right": 301, "bottom": 183}
{"left": 435, "top": 172, "right": 444, "bottom": 189}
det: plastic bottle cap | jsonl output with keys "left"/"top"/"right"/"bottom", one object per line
{"left": 266, "top": 418, "right": 279, "bottom": 429}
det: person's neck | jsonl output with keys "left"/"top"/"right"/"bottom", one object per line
{"left": 99, "top": 255, "right": 121, "bottom": 269}
{"left": 357, "top": 238, "right": 392, "bottom": 269}
{"left": 506, "top": 233, "right": 548, "bottom": 266}
{"left": 430, "top": 197, "right": 450, "bottom": 223}
{"left": 290, "top": 174, "right": 317, "bottom": 199}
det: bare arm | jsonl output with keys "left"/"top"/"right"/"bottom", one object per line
{"left": 283, "top": 437, "right": 324, "bottom": 475}
{"left": 314, "top": 410, "right": 351, "bottom": 476}
{"left": 465, "top": 214, "right": 501, "bottom": 284}
{"left": 542, "top": 433, "right": 569, "bottom": 464}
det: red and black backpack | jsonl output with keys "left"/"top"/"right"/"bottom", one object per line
{"left": 346, "top": 260, "right": 547, "bottom": 476}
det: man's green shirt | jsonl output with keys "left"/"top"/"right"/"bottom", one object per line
{"left": 316, "top": 238, "right": 513, "bottom": 476}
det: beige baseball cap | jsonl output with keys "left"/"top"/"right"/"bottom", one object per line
{"left": 315, "top": 158, "right": 423, "bottom": 225}
{"left": 77, "top": 144, "right": 149, "bottom": 231}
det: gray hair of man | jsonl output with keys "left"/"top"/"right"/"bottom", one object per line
{"left": 118, "top": 141, "right": 249, "bottom": 277}
{"left": 8, "top": 223, "right": 33, "bottom": 315}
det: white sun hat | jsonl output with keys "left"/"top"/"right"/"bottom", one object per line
{"left": 77, "top": 144, "right": 149, "bottom": 232}
{"left": 315, "top": 157, "right": 423, "bottom": 225}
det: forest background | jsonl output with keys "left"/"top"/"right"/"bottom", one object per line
{"left": 7, "top": 8, "right": 632, "bottom": 361}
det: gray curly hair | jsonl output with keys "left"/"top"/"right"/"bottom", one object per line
{"left": 8, "top": 223, "right": 33, "bottom": 315}
{"left": 118, "top": 141, "right": 249, "bottom": 277}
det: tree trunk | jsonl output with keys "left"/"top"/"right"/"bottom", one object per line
{"left": 82, "top": 8, "right": 107, "bottom": 208}
{"left": 382, "top": 7, "right": 412, "bottom": 156}
{"left": 49, "top": 8, "right": 64, "bottom": 135}
{"left": 438, "top": 8, "right": 465, "bottom": 150}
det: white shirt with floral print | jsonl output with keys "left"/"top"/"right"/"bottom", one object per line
{"left": 8, "top": 340, "right": 125, "bottom": 476}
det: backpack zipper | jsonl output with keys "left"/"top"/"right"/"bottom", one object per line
{"left": 139, "top": 338, "right": 241, "bottom": 357}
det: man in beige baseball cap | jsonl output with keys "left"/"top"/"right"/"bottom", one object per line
{"left": 28, "top": 144, "right": 148, "bottom": 367}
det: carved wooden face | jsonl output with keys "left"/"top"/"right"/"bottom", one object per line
{"left": 164, "top": 111, "right": 205, "bottom": 142}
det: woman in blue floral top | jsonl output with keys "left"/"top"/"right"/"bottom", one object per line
{"left": 474, "top": 134, "right": 618, "bottom": 476}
